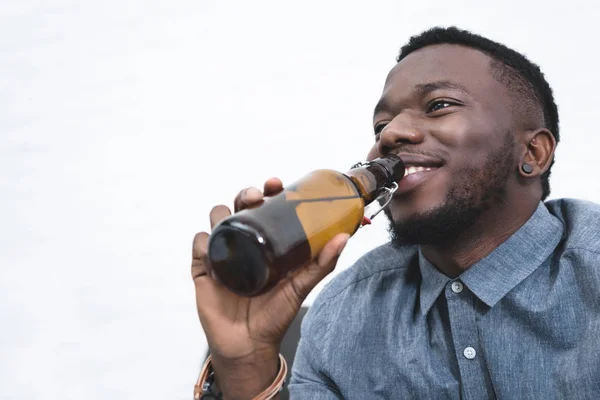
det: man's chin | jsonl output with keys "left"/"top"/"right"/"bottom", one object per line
{"left": 385, "top": 202, "right": 482, "bottom": 247}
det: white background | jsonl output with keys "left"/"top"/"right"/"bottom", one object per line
{"left": 2, "top": 0, "right": 599, "bottom": 399}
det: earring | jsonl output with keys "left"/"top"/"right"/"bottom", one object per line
{"left": 521, "top": 163, "right": 534, "bottom": 174}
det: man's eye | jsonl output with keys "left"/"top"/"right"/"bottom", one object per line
{"left": 374, "top": 123, "right": 388, "bottom": 135}
{"left": 427, "top": 100, "right": 455, "bottom": 113}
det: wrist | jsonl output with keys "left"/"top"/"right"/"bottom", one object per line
{"left": 210, "top": 350, "right": 281, "bottom": 399}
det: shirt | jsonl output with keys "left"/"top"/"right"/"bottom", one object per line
{"left": 288, "top": 199, "right": 600, "bottom": 399}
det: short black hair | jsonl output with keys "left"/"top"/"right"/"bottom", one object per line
{"left": 397, "top": 26, "right": 559, "bottom": 200}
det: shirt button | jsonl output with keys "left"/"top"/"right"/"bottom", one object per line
{"left": 463, "top": 347, "right": 477, "bottom": 359}
{"left": 451, "top": 281, "right": 464, "bottom": 293}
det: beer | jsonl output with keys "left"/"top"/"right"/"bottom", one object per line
{"left": 207, "top": 155, "right": 405, "bottom": 297}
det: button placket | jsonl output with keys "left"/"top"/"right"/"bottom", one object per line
{"left": 445, "top": 281, "right": 490, "bottom": 398}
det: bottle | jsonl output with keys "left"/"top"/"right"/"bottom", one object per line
{"left": 207, "top": 154, "right": 405, "bottom": 297}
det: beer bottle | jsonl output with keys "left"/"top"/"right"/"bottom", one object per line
{"left": 207, "top": 154, "right": 405, "bottom": 297}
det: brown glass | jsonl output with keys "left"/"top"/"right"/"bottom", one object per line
{"left": 207, "top": 155, "right": 405, "bottom": 297}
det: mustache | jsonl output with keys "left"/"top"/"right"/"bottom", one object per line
{"left": 396, "top": 148, "right": 446, "bottom": 159}
{"left": 370, "top": 147, "right": 449, "bottom": 162}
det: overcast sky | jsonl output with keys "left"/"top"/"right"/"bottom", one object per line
{"left": 2, "top": 1, "right": 600, "bottom": 399}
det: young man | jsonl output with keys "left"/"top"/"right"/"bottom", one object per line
{"left": 191, "top": 27, "right": 600, "bottom": 399}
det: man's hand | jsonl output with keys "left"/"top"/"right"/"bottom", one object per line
{"left": 192, "top": 177, "right": 349, "bottom": 398}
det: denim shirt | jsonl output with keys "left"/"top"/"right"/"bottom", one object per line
{"left": 288, "top": 199, "right": 600, "bottom": 399}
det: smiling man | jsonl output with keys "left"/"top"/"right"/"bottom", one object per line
{"left": 192, "top": 27, "right": 600, "bottom": 399}
{"left": 368, "top": 35, "right": 557, "bottom": 277}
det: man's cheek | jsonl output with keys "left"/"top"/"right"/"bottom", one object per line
{"left": 433, "top": 119, "right": 482, "bottom": 148}
{"left": 366, "top": 144, "right": 380, "bottom": 161}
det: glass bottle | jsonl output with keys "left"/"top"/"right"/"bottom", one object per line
{"left": 206, "top": 154, "right": 405, "bottom": 297}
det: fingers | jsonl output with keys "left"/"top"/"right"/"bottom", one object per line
{"left": 287, "top": 233, "right": 350, "bottom": 302}
{"left": 315, "top": 233, "right": 350, "bottom": 270}
{"left": 233, "top": 178, "right": 284, "bottom": 212}
{"left": 210, "top": 205, "right": 232, "bottom": 230}
{"left": 191, "top": 230, "right": 239, "bottom": 327}
{"left": 191, "top": 232, "right": 210, "bottom": 281}
{"left": 263, "top": 177, "right": 283, "bottom": 197}
{"left": 233, "top": 187, "right": 263, "bottom": 212}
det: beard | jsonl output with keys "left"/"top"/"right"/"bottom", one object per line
{"left": 387, "top": 132, "right": 515, "bottom": 247}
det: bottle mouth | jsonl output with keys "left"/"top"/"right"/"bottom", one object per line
{"left": 207, "top": 221, "right": 271, "bottom": 297}
{"left": 370, "top": 154, "right": 406, "bottom": 183}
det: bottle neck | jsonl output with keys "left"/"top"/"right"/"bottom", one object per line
{"left": 345, "top": 163, "right": 391, "bottom": 205}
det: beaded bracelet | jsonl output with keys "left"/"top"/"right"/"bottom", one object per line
{"left": 194, "top": 354, "right": 288, "bottom": 400}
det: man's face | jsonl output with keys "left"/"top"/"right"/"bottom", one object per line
{"left": 368, "top": 44, "right": 519, "bottom": 245}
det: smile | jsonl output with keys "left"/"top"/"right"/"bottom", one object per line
{"left": 395, "top": 165, "right": 440, "bottom": 195}
{"left": 404, "top": 166, "right": 435, "bottom": 177}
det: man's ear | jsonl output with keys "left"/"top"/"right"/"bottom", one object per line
{"left": 519, "top": 128, "right": 556, "bottom": 177}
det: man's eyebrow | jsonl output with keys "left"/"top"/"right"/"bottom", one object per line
{"left": 373, "top": 80, "right": 472, "bottom": 119}
{"left": 373, "top": 98, "right": 392, "bottom": 119}
{"left": 413, "top": 80, "right": 471, "bottom": 98}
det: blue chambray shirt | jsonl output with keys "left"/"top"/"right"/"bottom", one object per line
{"left": 288, "top": 199, "right": 600, "bottom": 399}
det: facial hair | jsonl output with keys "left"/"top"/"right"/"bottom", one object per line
{"left": 387, "top": 132, "right": 515, "bottom": 247}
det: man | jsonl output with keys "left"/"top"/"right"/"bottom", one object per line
{"left": 191, "top": 27, "right": 600, "bottom": 399}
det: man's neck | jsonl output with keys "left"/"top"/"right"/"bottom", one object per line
{"left": 420, "top": 200, "right": 539, "bottom": 278}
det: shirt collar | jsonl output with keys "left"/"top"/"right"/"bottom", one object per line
{"left": 419, "top": 202, "right": 564, "bottom": 315}
{"left": 419, "top": 250, "right": 450, "bottom": 315}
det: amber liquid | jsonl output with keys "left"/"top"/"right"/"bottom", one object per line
{"left": 208, "top": 169, "right": 365, "bottom": 296}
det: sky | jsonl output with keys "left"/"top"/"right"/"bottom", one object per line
{"left": 1, "top": 0, "right": 600, "bottom": 399}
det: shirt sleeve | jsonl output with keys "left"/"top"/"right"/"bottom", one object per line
{"left": 287, "top": 335, "right": 344, "bottom": 400}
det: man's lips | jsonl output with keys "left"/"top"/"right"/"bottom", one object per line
{"left": 395, "top": 167, "right": 440, "bottom": 195}
{"left": 392, "top": 153, "right": 444, "bottom": 195}
{"left": 396, "top": 153, "right": 444, "bottom": 170}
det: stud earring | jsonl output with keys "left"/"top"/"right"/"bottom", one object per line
{"left": 521, "top": 163, "right": 534, "bottom": 174}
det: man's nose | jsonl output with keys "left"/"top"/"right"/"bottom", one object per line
{"left": 377, "top": 115, "right": 425, "bottom": 154}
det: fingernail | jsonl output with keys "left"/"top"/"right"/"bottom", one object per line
{"left": 243, "top": 187, "right": 261, "bottom": 203}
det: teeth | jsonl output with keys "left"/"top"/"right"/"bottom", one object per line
{"left": 404, "top": 166, "right": 433, "bottom": 177}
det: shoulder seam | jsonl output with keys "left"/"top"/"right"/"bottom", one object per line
{"left": 322, "top": 265, "right": 409, "bottom": 301}
{"left": 310, "top": 265, "right": 410, "bottom": 342}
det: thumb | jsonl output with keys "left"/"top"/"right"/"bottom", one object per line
{"left": 287, "top": 233, "right": 350, "bottom": 302}
{"left": 316, "top": 233, "right": 350, "bottom": 268}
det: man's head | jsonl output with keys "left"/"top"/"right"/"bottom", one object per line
{"left": 367, "top": 27, "right": 558, "bottom": 246}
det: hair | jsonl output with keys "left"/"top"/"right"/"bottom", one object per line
{"left": 396, "top": 27, "right": 559, "bottom": 200}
